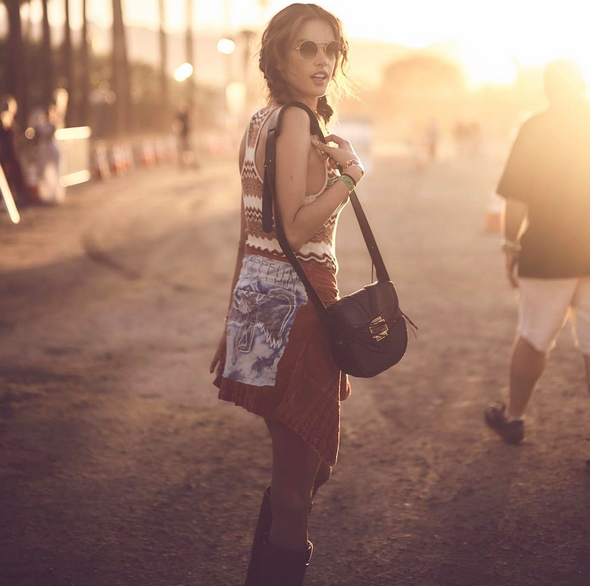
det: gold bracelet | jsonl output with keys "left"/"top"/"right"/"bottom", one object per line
{"left": 343, "top": 159, "right": 360, "bottom": 171}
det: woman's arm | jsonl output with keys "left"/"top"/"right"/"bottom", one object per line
{"left": 275, "top": 107, "right": 363, "bottom": 251}
{"left": 225, "top": 197, "right": 248, "bottom": 315}
{"left": 224, "top": 130, "right": 248, "bottom": 317}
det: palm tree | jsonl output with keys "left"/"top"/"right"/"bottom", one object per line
{"left": 41, "top": 0, "right": 53, "bottom": 106}
{"left": 63, "top": 0, "right": 73, "bottom": 123}
{"left": 2, "top": 0, "right": 28, "bottom": 125}
{"left": 79, "top": 0, "right": 91, "bottom": 125}
{"left": 185, "top": 0, "right": 194, "bottom": 103}
{"left": 112, "top": 0, "right": 131, "bottom": 134}
{"left": 158, "top": 0, "right": 168, "bottom": 109}
{"left": 21, "top": 0, "right": 31, "bottom": 44}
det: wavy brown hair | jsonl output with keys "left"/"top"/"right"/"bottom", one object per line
{"left": 259, "top": 3, "right": 353, "bottom": 124}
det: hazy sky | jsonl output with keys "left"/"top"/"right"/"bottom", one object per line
{"left": 25, "top": 0, "right": 590, "bottom": 48}
{"left": 13, "top": 0, "right": 590, "bottom": 84}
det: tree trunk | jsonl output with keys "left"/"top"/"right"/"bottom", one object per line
{"left": 79, "top": 0, "right": 90, "bottom": 126}
{"left": 158, "top": 0, "right": 168, "bottom": 109}
{"left": 185, "top": 0, "right": 194, "bottom": 103}
{"left": 63, "top": 0, "right": 73, "bottom": 124}
{"left": 112, "top": 0, "right": 131, "bottom": 135}
{"left": 22, "top": 0, "right": 31, "bottom": 44}
{"left": 41, "top": 0, "right": 53, "bottom": 106}
{"left": 5, "top": 0, "right": 28, "bottom": 126}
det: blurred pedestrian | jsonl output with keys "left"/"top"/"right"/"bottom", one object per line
{"left": 425, "top": 117, "right": 439, "bottom": 162}
{"left": 453, "top": 120, "right": 467, "bottom": 158}
{"left": 209, "top": 4, "right": 364, "bottom": 585}
{"left": 485, "top": 59, "right": 590, "bottom": 448}
{"left": 174, "top": 100, "right": 197, "bottom": 169}
{"left": 0, "top": 95, "right": 28, "bottom": 205}
{"left": 28, "top": 103, "right": 65, "bottom": 204}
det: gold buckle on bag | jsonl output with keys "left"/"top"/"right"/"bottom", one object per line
{"left": 369, "top": 316, "right": 389, "bottom": 342}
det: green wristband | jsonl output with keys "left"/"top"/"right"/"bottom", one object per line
{"left": 336, "top": 174, "right": 356, "bottom": 194}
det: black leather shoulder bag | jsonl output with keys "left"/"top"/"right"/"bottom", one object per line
{"left": 262, "top": 101, "right": 415, "bottom": 378}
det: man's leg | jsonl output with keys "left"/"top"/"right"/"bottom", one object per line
{"left": 507, "top": 334, "right": 548, "bottom": 418}
{"left": 485, "top": 333, "right": 546, "bottom": 443}
{"left": 487, "top": 278, "right": 573, "bottom": 442}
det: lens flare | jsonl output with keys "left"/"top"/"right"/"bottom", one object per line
{"left": 217, "top": 38, "right": 236, "bottom": 55}
{"left": 174, "top": 63, "right": 194, "bottom": 83}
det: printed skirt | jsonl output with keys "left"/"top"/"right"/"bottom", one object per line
{"left": 215, "top": 253, "right": 350, "bottom": 466}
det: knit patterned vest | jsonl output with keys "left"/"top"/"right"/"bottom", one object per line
{"left": 242, "top": 105, "right": 344, "bottom": 273}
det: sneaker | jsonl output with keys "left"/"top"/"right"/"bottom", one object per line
{"left": 484, "top": 404, "right": 525, "bottom": 444}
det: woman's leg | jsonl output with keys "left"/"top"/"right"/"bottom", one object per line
{"left": 264, "top": 419, "right": 332, "bottom": 502}
{"left": 266, "top": 419, "right": 322, "bottom": 551}
{"left": 312, "top": 461, "right": 332, "bottom": 500}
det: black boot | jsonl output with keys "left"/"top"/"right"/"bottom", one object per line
{"left": 243, "top": 487, "right": 272, "bottom": 586}
{"left": 258, "top": 537, "right": 313, "bottom": 586}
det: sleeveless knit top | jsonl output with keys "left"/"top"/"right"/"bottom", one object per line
{"left": 242, "top": 105, "right": 344, "bottom": 273}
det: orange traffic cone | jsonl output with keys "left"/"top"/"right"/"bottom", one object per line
{"left": 140, "top": 141, "right": 156, "bottom": 167}
{"left": 110, "top": 144, "right": 126, "bottom": 177}
{"left": 154, "top": 139, "right": 167, "bottom": 164}
{"left": 122, "top": 143, "right": 135, "bottom": 172}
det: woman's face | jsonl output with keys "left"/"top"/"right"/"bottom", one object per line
{"left": 280, "top": 18, "right": 338, "bottom": 108}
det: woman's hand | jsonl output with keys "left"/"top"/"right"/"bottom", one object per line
{"left": 311, "top": 133, "right": 364, "bottom": 183}
{"left": 209, "top": 330, "right": 227, "bottom": 378}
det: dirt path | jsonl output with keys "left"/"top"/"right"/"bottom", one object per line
{"left": 1, "top": 154, "right": 589, "bottom": 586}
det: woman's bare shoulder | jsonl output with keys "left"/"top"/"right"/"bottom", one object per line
{"left": 280, "top": 105, "right": 312, "bottom": 139}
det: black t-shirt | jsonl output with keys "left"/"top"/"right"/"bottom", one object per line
{"left": 497, "top": 101, "right": 590, "bottom": 278}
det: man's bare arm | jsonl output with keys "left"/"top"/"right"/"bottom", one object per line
{"left": 502, "top": 198, "right": 528, "bottom": 243}
{"left": 501, "top": 198, "right": 528, "bottom": 288}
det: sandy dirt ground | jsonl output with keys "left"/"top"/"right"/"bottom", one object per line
{"left": 1, "top": 150, "right": 590, "bottom": 586}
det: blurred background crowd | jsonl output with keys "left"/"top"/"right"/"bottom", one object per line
{"left": 0, "top": 0, "right": 589, "bottom": 210}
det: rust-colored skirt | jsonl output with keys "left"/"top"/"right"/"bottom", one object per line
{"left": 214, "top": 252, "right": 350, "bottom": 466}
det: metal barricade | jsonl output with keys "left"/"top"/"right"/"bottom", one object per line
{"left": 55, "top": 126, "right": 92, "bottom": 188}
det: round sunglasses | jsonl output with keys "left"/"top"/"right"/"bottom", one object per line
{"left": 291, "top": 40, "right": 342, "bottom": 61}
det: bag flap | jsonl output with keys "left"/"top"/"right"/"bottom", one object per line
{"left": 327, "top": 281, "right": 400, "bottom": 328}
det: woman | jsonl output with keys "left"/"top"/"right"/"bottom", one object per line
{"left": 210, "top": 4, "right": 364, "bottom": 585}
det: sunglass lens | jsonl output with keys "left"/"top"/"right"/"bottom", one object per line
{"left": 326, "top": 41, "right": 341, "bottom": 60}
{"left": 299, "top": 41, "right": 318, "bottom": 60}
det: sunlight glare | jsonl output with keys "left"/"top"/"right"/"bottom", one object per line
{"left": 173, "top": 63, "right": 194, "bottom": 83}
{"left": 461, "top": 48, "right": 519, "bottom": 87}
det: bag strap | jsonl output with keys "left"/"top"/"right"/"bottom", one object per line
{"left": 262, "top": 101, "right": 390, "bottom": 312}
{"left": 263, "top": 103, "right": 328, "bottom": 311}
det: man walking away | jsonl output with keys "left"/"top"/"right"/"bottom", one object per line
{"left": 485, "top": 59, "right": 590, "bottom": 449}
